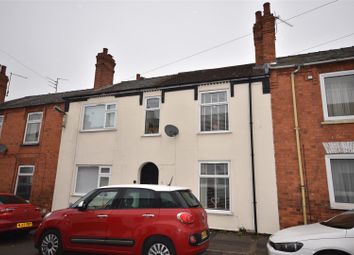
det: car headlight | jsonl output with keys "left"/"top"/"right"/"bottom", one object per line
{"left": 269, "top": 241, "right": 303, "bottom": 252}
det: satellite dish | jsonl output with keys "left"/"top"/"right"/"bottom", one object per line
{"left": 165, "top": 125, "right": 179, "bottom": 137}
{"left": 0, "top": 144, "right": 7, "bottom": 154}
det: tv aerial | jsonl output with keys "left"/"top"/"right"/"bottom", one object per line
{"left": 47, "top": 77, "right": 68, "bottom": 93}
{"left": 6, "top": 72, "right": 28, "bottom": 97}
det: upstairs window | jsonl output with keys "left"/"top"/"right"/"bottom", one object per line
{"left": 24, "top": 112, "right": 43, "bottom": 144}
{"left": 320, "top": 70, "right": 354, "bottom": 121}
{"left": 144, "top": 97, "right": 160, "bottom": 134}
{"left": 0, "top": 115, "right": 3, "bottom": 137}
{"left": 83, "top": 103, "right": 116, "bottom": 131}
{"left": 200, "top": 91, "right": 229, "bottom": 132}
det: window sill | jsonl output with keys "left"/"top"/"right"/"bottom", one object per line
{"left": 197, "top": 131, "right": 232, "bottom": 135}
{"left": 72, "top": 193, "right": 85, "bottom": 197}
{"left": 141, "top": 134, "right": 161, "bottom": 137}
{"left": 21, "top": 143, "right": 40, "bottom": 147}
{"left": 205, "top": 209, "right": 233, "bottom": 216}
{"left": 321, "top": 119, "right": 354, "bottom": 125}
{"left": 80, "top": 128, "right": 117, "bottom": 133}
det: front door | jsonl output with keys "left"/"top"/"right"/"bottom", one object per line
{"left": 140, "top": 162, "right": 159, "bottom": 184}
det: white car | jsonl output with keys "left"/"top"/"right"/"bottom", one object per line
{"left": 267, "top": 210, "right": 354, "bottom": 255}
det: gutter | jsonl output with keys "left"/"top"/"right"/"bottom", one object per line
{"left": 270, "top": 56, "right": 354, "bottom": 70}
{"left": 290, "top": 65, "right": 308, "bottom": 225}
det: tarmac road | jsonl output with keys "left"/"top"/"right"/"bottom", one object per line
{"left": 0, "top": 230, "right": 269, "bottom": 255}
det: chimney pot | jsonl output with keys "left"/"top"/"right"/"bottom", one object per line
{"left": 136, "top": 73, "right": 141, "bottom": 80}
{"left": 103, "top": 48, "right": 108, "bottom": 54}
{"left": 263, "top": 2, "right": 271, "bottom": 15}
{"left": 255, "top": 11, "right": 262, "bottom": 23}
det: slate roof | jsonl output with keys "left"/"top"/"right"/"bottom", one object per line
{"left": 0, "top": 45, "right": 353, "bottom": 110}
{"left": 273, "top": 46, "right": 354, "bottom": 67}
{"left": 0, "top": 89, "right": 92, "bottom": 110}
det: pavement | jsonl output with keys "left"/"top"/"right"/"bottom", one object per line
{"left": 207, "top": 230, "right": 269, "bottom": 255}
{"left": 0, "top": 229, "right": 270, "bottom": 255}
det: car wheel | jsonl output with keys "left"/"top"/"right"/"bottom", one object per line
{"left": 39, "top": 230, "right": 63, "bottom": 255}
{"left": 144, "top": 237, "right": 176, "bottom": 255}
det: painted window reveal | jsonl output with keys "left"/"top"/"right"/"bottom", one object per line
{"left": 144, "top": 97, "right": 160, "bottom": 134}
{"left": 320, "top": 70, "right": 354, "bottom": 120}
{"left": 15, "top": 165, "right": 35, "bottom": 200}
{"left": 75, "top": 166, "right": 111, "bottom": 195}
{"left": 0, "top": 115, "right": 3, "bottom": 137}
{"left": 326, "top": 155, "right": 354, "bottom": 210}
{"left": 200, "top": 162, "right": 230, "bottom": 211}
{"left": 83, "top": 103, "right": 116, "bottom": 130}
{"left": 200, "top": 91, "right": 229, "bottom": 132}
{"left": 24, "top": 112, "right": 43, "bottom": 144}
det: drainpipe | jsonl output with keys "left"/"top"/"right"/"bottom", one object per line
{"left": 290, "top": 65, "right": 308, "bottom": 225}
{"left": 248, "top": 80, "right": 258, "bottom": 234}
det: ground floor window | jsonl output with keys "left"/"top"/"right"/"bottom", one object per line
{"left": 199, "top": 161, "right": 230, "bottom": 211}
{"left": 75, "top": 166, "right": 111, "bottom": 195}
{"left": 325, "top": 154, "right": 354, "bottom": 210}
{"left": 15, "top": 165, "right": 35, "bottom": 200}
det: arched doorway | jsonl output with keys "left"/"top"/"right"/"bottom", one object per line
{"left": 140, "top": 162, "right": 159, "bottom": 184}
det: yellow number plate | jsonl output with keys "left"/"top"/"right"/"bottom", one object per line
{"left": 16, "top": 222, "right": 33, "bottom": 228}
{"left": 201, "top": 230, "right": 207, "bottom": 240}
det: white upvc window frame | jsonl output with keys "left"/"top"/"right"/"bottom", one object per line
{"left": 320, "top": 70, "right": 354, "bottom": 121}
{"left": 81, "top": 103, "right": 117, "bottom": 132}
{"left": 74, "top": 165, "right": 112, "bottom": 196}
{"left": 198, "top": 161, "right": 231, "bottom": 214}
{"left": 144, "top": 96, "right": 161, "bottom": 136}
{"left": 325, "top": 154, "right": 354, "bottom": 210}
{"left": 14, "top": 165, "right": 35, "bottom": 200}
{"left": 0, "top": 115, "right": 4, "bottom": 137}
{"left": 23, "top": 112, "right": 43, "bottom": 144}
{"left": 199, "top": 90, "right": 229, "bottom": 133}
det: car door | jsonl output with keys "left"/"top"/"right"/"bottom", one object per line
{"left": 64, "top": 189, "right": 119, "bottom": 253}
{"left": 106, "top": 188, "right": 159, "bottom": 254}
{"left": 345, "top": 227, "right": 354, "bottom": 252}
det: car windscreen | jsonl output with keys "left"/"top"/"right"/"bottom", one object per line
{"left": 175, "top": 190, "right": 201, "bottom": 208}
{"left": 320, "top": 212, "right": 354, "bottom": 229}
{"left": 70, "top": 189, "right": 97, "bottom": 208}
{"left": 0, "top": 195, "right": 28, "bottom": 205}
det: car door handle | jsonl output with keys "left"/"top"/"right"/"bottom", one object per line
{"left": 142, "top": 213, "right": 155, "bottom": 218}
{"left": 97, "top": 214, "right": 108, "bottom": 218}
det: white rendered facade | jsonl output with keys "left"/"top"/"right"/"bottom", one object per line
{"left": 52, "top": 80, "right": 280, "bottom": 233}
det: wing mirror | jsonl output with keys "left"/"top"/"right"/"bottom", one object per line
{"left": 76, "top": 201, "right": 87, "bottom": 211}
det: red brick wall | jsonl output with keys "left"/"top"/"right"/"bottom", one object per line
{"left": 271, "top": 60, "right": 354, "bottom": 228}
{"left": 0, "top": 103, "right": 64, "bottom": 211}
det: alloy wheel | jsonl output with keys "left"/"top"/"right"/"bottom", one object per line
{"left": 41, "top": 233, "right": 59, "bottom": 255}
{"left": 148, "top": 242, "right": 171, "bottom": 255}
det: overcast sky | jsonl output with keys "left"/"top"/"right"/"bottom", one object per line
{"left": 0, "top": 0, "right": 353, "bottom": 100}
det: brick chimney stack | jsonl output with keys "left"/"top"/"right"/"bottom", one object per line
{"left": 94, "top": 48, "right": 116, "bottom": 90}
{"left": 0, "top": 65, "right": 9, "bottom": 103}
{"left": 253, "top": 2, "right": 276, "bottom": 65}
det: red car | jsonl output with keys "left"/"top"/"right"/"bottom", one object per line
{"left": 0, "top": 193, "right": 42, "bottom": 233}
{"left": 35, "top": 185, "right": 209, "bottom": 255}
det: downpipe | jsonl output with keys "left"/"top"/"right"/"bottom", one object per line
{"left": 291, "top": 65, "right": 308, "bottom": 225}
